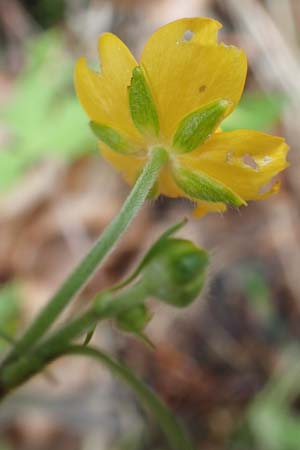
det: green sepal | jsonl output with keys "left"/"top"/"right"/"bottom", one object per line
{"left": 90, "top": 122, "right": 130, "bottom": 154}
{"left": 128, "top": 66, "right": 159, "bottom": 137}
{"left": 173, "top": 165, "right": 245, "bottom": 206}
{"left": 108, "top": 218, "right": 188, "bottom": 293}
{"left": 172, "top": 99, "right": 229, "bottom": 153}
{"left": 116, "top": 304, "right": 152, "bottom": 334}
{"left": 83, "top": 326, "right": 96, "bottom": 346}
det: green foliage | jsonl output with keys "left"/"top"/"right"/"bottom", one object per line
{"left": 222, "top": 92, "right": 285, "bottom": 132}
{"left": 0, "top": 283, "right": 21, "bottom": 351}
{"left": 0, "top": 442, "right": 13, "bottom": 450}
{"left": 241, "top": 267, "right": 273, "bottom": 323}
{"left": 23, "top": 0, "right": 66, "bottom": 28}
{"left": 247, "top": 350, "right": 300, "bottom": 450}
{"left": 0, "top": 32, "right": 95, "bottom": 192}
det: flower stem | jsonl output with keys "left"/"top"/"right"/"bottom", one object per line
{"left": 2, "top": 147, "right": 168, "bottom": 367}
{"left": 0, "top": 281, "right": 148, "bottom": 394}
{"left": 0, "top": 343, "right": 195, "bottom": 450}
{"left": 67, "top": 345, "right": 196, "bottom": 450}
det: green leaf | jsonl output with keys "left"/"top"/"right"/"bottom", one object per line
{"left": 172, "top": 99, "right": 229, "bottom": 153}
{"left": 248, "top": 351, "right": 300, "bottom": 450}
{"left": 0, "top": 31, "right": 95, "bottom": 192}
{"left": 128, "top": 66, "right": 159, "bottom": 136}
{"left": 172, "top": 165, "right": 245, "bottom": 206}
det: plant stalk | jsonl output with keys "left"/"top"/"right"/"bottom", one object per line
{"left": 1, "top": 147, "right": 168, "bottom": 368}
{"left": 0, "top": 281, "right": 148, "bottom": 395}
{"left": 67, "top": 345, "right": 196, "bottom": 450}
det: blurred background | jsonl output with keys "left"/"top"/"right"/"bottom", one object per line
{"left": 1, "top": 0, "right": 300, "bottom": 449}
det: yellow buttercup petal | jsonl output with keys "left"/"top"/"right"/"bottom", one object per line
{"left": 193, "top": 201, "right": 227, "bottom": 218}
{"left": 100, "top": 144, "right": 146, "bottom": 186}
{"left": 100, "top": 146, "right": 183, "bottom": 198}
{"left": 75, "top": 18, "right": 289, "bottom": 217}
{"left": 74, "top": 33, "right": 142, "bottom": 145}
{"left": 179, "top": 130, "right": 289, "bottom": 201}
{"left": 140, "top": 18, "right": 247, "bottom": 140}
{"left": 157, "top": 165, "right": 184, "bottom": 198}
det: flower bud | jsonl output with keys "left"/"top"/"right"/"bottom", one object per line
{"left": 141, "top": 238, "right": 209, "bottom": 307}
{"left": 115, "top": 304, "right": 151, "bottom": 334}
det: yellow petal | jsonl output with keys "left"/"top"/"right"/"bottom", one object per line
{"left": 100, "top": 144, "right": 185, "bottom": 199}
{"left": 179, "top": 130, "right": 289, "bottom": 201}
{"left": 157, "top": 164, "right": 184, "bottom": 198}
{"left": 140, "top": 18, "right": 247, "bottom": 140}
{"left": 101, "top": 145, "right": 183, "bottom": 197}
{"left": 100, "top": 144, "right": 146, "bottom": 186}
{"left": 74, "top": 33, "right": 142, "bottom": 145}
{"left": 193, "top": 201, "right": 227, "bottom": 218}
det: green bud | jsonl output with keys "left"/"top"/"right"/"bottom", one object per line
{"left": 108, "top": 218, "right": 187, "bottom": 293}
{"left": 141, "top": 238, "right": 209, "bottom": 307}
{"left": 116, "top": 304, "right": 151, "bottom": 333}
{"left": 172, "top": 99, "right": 229, "bottom": 153}
{"left": 128, "top": 66, "right": 160, "bottom": 137}
{"left": 172, "top": 165, "right": 245, "bottom": 206}
{"left": 90, "top": 122, "right": 130, "bottom": 154}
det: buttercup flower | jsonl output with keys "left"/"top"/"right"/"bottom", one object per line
{"left": 75, "top": 18, "right": 289, "bottom": 216}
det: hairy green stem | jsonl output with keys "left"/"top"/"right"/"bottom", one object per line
{"left": 1, "top": 147, "right": 168, "bottom": 367}
{"left": 34, "top": 282, "right": 147, "bottom": 358}
{"left": 67, "top": 345, "right": 196, "bottom": 450}
{"left": 0, "top": 344, "right": 195, "bottom": 450}
{"left": 0, "top": 281, "right": 148, "bottom": 395}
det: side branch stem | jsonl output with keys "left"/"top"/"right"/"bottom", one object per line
{"left": 67, "top": 346, "right": 195, "bottom": 450}
{"left": 0, "top": 281, "right": 148, "bottom": 394}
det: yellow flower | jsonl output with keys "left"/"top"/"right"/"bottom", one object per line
{"left": 75, "top": 18, "right": 289, "bottom": 216}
